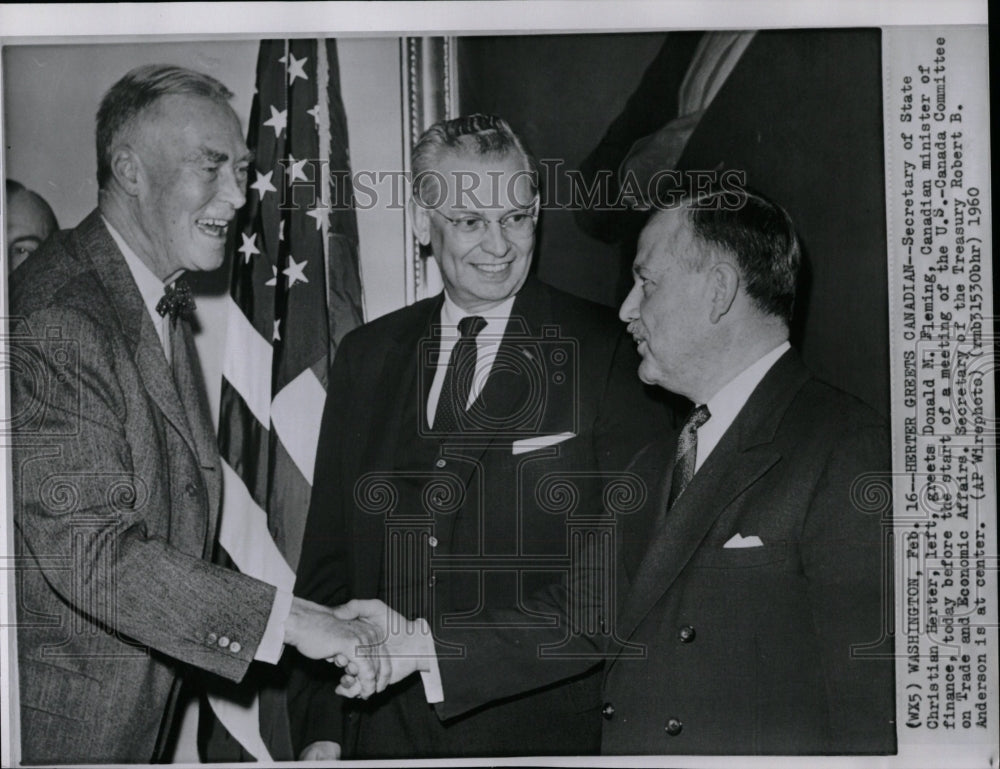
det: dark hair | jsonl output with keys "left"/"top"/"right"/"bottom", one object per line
{"left": 411, "top": 113, "right": 538, "bottom": 206}
{"left": 95, "top": 64, "right": 234, "bottom": 189}
{"left": 684, "top": 188, "right": 801, "bottom": 325}
{"left": 6, "top": 178, "right": 26, "bottom": 198}
{"left": 5, "top": 178, "right": 58, "bottom": 232}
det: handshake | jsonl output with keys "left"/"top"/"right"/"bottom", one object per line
{"left": 284, "top": 596, "right": 435, "bottom": 699}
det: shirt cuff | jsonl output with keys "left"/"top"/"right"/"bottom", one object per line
{"left": 417, "top": 618, "right": 444, "bottom": 703}
{"left": 254, "top": 587, "right": 293, "bottom": 664}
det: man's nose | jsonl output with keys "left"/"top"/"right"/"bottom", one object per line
{"left": 619, "top": 282, "right": 641, "bottom": 323}
{"left": 219, "top": 166, "right": 247, "bottom": 210}
{"left": 480, "top": 220, "right": 509, "bottom": 256}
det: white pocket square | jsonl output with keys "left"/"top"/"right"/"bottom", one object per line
{"left": 723, "top": 533, "right": 764, "bottom": 549}
{"left": 511, "top": 432, "right": 575, "bottom": 455}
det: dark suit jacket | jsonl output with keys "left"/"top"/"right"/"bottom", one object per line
{"left": 291, "top": 276, "right": 671, "bottom": 757}
{"left": 602, "top": 350, "right": 896, "bottom": 754}
{"left": 9, "top": 210, "right": 276, "bottom": 764}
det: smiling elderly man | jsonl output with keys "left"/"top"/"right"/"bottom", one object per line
{"left": 9, "top": 64, "right": 386, "bottom": 765}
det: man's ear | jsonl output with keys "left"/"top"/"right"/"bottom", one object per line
{"left": 708, "top": 261, "right": 740, "bottom": 323}
{"left": 111, "top": 146, "right": 142, "bottom": 197}
{"left": 409, "top": 198, "right": 432, "bottom": 246}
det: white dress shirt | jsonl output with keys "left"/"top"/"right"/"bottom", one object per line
{"left": 425, "top": 292, "right": 517, "bottom": 427}
{"left": 103, "top": 219, "right": 173, "bottom": 359}
{"left": 103, "top": 218, "right": 290, "bottom": 664}
{"left": 695, "top": 341, "right": 791, "bottom": 472}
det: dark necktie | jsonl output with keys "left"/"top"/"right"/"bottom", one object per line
{"left": 433, "top": 315, "right": 487, "bottom": 432}
{"left": 156, "top": 279, "right": 196, "bottom": 325}
{"left": 667, "top": 404, "right": 711, "bottom": 509}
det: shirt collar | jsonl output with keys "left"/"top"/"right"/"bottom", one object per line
{"left": 102, "top": 216, "right": 170, "bottom": 324}
{"left": 694, "top": 340, "right": 791, "bottom": 471}
{"left": 704, "top": 340, "right": 791, "bottom": 424}
{"left": 439, "top": 291, "right": 517, "bottom": 342}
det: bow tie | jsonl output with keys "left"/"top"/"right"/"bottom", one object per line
{"left": 156, "top": 279, "right": 196, "bottom": 323}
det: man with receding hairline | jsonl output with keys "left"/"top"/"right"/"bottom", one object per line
{"left": 9, "top": 64, "right": 385, "bottom": 764}
{"left": 601, "top": 189, "right": 896, "bottom": 754}
{"left": 290, "top": 113, "right": 670, "bottom": 759}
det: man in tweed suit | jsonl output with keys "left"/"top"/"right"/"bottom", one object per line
{"left": 8, "top": 65, "right": 384, "bottom": 764}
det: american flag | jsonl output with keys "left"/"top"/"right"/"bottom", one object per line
{"left": 207, "top": 38, "right": 363, "bottom": 761}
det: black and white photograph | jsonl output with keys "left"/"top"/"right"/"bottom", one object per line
{"left": 0, "top": 2, "right": 994, "bottom": 767}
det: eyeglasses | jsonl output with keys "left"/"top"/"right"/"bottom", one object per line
{"left": 432, "top": 205, "right": 537, "bottom": 239}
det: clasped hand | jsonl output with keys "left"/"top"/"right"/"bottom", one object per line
{"left": 327, "top": 599, "right": 434, "bottom": 698}
{"left": 284, "top": 597, "right": 432, "bottom": 699}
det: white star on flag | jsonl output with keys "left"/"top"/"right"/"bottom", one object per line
{"left": 306, "top": 205, "right": 329, "bottom": 231}
{"left": 250, "top": 170, "right": 277, "bottom": 199}
{"left": 283, "top": 52, "right": 309, "bottom": 84}
{"left": 306, "top": 103, "right": 322, "bottom": 127}
{"left": 262, "top": 105, "right": 288, "bottom": 137}
{"left": 273, "top": 319, "right": 281, "bottom": 341}
{"left": 265, "top": 265, "right": 278, "bottom": 287}
{"left": 283, "top": 254, "right": 309, "bottom": 287}
{"left": 286, "top": 155, "right": 310, "bottom": 184}
{"left": 238, "top": 232, "right": 261, "bottom": 263}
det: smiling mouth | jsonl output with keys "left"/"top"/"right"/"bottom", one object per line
{"left": 196, "top": 218, "right": 231, "bottom": 239}
{"left": 472, "top": 261, "right": 512, "bottom": 275}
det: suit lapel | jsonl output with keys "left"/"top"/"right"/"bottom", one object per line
{"left": 171, "top": 319, "right": 223, "bottom": 548}
{"left": 76, "top": 211, "right": 202, "bottom": 462}
{"left": 613, "top": 350, "right": 810, "bottom": 647}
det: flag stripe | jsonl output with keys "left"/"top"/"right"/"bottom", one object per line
{"left": 270, "top": 367, "right": 326, "bottom": 485}
{"left": 222, "top": 297, "right": 273, "bottom": 428}
{"left": 217, "top": 379, "right": 269, "bottom": 511}
{"left": 219, "top": 462, "right": 295, "bottom": 591}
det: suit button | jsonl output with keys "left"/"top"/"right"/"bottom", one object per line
{"left": 229, "top": 641, "right": 242, "bottom": 654}
{"left": 665, "top": 717, "right": 683, "bottom": 736}
{"left": 435, "top": 458, "right": 447, "bottom": 468}
{"left": 427, "top": 535, "right": 439, "bottom": 548}
{"left": 206, "top": 632, "right": 218, "bottom": 645}
{"left": 601, "top": 702, "right": 615, "bottom": 720}
{"left": 678, "top": 625, "right": 696, "bottom": 643}
{"left": 218, "top": 636, "right": 230, "bottom": 648}
{"left": 186, "top": 482, "right": 198, "bottom": 496}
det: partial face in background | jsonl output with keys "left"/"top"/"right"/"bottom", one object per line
{"left": 619, "top": 208, "right": 715, "bottom": 398}
{"left": 414, "top": 149, "right": 537, "bottom": 313}
{"left": 130, "top": 93, "right": 250, "bottom": 276}
{"left": 6, "top": 188, "right": 57, "bottom": 272}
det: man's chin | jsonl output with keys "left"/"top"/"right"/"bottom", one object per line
{"left": 637, "top": 361, "right": 665, "bottom": 390}
{"left": 187, "top": 248, "right": 227, "bottom": 274}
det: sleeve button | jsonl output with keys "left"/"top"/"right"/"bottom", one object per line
{"left": 665, "top": 717, "right": 683, "bottom": 735}
{"left": 229, "top": 641, "right": 242, "bottom": 654}
{"left": 218, "top": 636, "right": 230, "bottom": 648}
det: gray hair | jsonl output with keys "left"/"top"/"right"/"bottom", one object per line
{"left": 411, "top": 113, "right": 538, "bottom": 207}
{"left": 96, "top": 64, "right": 234, "bottom": 188}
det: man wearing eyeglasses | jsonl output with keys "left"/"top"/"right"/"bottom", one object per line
{"left": 290, "top": 114, "right": 671, "bottom": 759}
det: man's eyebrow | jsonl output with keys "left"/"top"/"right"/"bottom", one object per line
{"left": 197, "top": 147, "right": 229, "bottom": 163}
{"left": 12, "top": 236, "right": 42, "bottom": 248}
